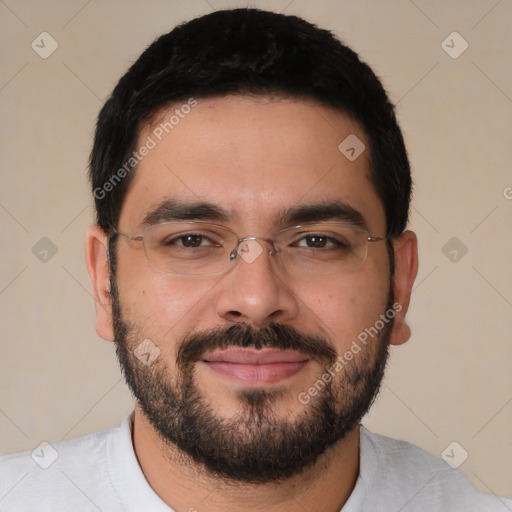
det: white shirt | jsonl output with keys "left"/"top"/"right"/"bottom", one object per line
{"left": 0, "top": 412, "right": 510, "bottom": 511}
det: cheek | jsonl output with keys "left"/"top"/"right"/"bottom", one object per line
{"left": 116, "top": 256, "right": 219, "bottom": 347}
{"left": 297, "top": 259, "right": 390, "bottom": 352}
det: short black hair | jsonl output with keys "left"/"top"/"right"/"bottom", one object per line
{"left": 89, "top": 7, "right": 411, "bottom": 238}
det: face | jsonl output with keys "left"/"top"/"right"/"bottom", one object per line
{"left": 107, "top": 96, "right": 397, "bottom": 483}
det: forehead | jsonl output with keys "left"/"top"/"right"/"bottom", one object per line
{"left": 119, "top": 96, "right": 385, "bottom": 233}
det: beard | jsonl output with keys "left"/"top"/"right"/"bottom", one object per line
{"left": 110, "top": 265, "right": 393, "bottom": 484}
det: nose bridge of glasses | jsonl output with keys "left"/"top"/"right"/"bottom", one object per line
{"left": 229, "top": 236, "right": 279, "bottom": 263}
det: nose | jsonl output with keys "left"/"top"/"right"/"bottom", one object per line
{"left": 228, "top": 236, "right": 279, "bottom": 262}
{"left": 216, "top": 238, "right": 299, "bottom": 328}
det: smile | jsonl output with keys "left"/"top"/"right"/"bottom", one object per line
{"left": 201, "top": 349, "right": 310, "bottom": 385}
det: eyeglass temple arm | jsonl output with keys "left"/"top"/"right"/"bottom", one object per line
{"left": 107, "top": 224, "right": 144, "bottom": 243}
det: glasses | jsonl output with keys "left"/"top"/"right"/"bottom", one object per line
{"left": 111, "top": 221, "right": 386, "bottom": 277}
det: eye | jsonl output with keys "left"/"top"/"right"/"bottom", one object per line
{"left": 164, "top": 233, "right": 220, "bottom": 248}
{"left": 294, "top": 233, "right": 350, "bottom": 249}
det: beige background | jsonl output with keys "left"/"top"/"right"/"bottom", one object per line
{"left": 1, "top": 0, "right": 511, "bottom": 498}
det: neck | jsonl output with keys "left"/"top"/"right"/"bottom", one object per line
{"left": 131, "top": 407, "right": 361, "bottom": 512}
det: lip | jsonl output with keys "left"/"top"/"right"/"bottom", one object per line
{"left": 201, "top": 349, "right": 310, "bottom": 385}
{"left": 203, "top": 348, "right": 309, "bottom": 365}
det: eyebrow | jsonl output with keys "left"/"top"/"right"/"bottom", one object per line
{"left": 142, "top": 199, "right": 233, "bottom": 226}
{"left": 141, "top": 198, "right": 367, "bottom": 230}
{"left": 277, "top": 200, "right": 368, "bottom": 230}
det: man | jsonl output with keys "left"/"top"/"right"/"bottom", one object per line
{"left": 1, "top": 7, "right": 510, "bottom": 512}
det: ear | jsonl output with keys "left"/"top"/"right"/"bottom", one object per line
{"left": 85, "top": 224, "right": 115, "bottom": 342}
{"left": 389, "top": 230, "right": 418, "bottom": 346}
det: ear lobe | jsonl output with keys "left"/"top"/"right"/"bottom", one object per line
{"left": 389, "top": 230, "right": 418, "bottom": 346}
{"left": 85, "top": 224, "right": 115, "bottom": 342}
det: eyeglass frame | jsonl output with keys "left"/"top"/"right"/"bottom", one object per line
{"left": 108, "top": 220, "right": 388, "bottom": 277}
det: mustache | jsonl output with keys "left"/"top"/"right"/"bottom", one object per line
{"left": 176, "top": 323, "right": 337, "bottom": 368}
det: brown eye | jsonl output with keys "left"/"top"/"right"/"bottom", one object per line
{"left": 304, "top": 235, "right": 327, "bottom": 248}
{"left": 294, "top": 234, "right": 349, "bottom": 249}
{"left": 179, "top": 235, "right": 205, "bottom": 247}
{"left": 162, "top": 234, "right": 214, "bottom": 248}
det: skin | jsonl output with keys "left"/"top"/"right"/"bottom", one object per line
{"left": 86, "top": 95, "right": 418, "bottom": 512}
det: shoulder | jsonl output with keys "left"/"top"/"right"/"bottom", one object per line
{"left": 0, "top": 425, "right": 121, "bottom": 512}
{"left": 359, "top": 426, "right": 512, "bottom": 512}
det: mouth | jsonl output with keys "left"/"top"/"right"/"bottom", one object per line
{"left": 200, "top": 348, "right": 310, "bottom": 385}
